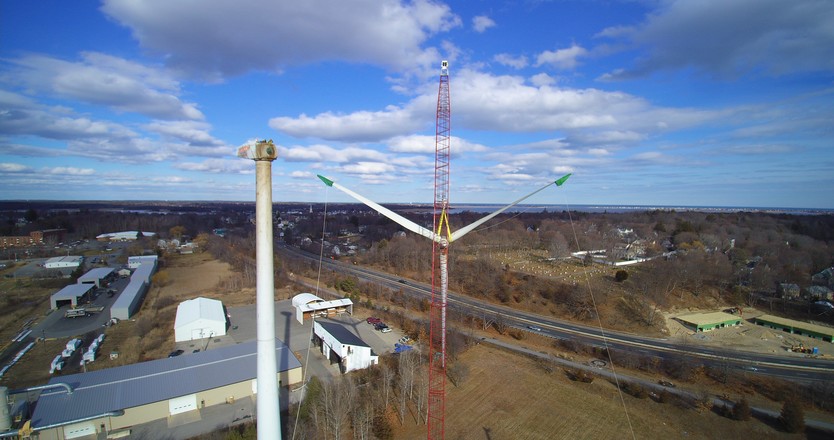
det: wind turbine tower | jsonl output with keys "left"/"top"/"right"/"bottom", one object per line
{"left": 317, "top": 61, "right": 570, "bottom": 440}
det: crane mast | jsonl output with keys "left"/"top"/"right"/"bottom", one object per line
{"left": 428, "top": 60, "right": 450, "bottom": 440}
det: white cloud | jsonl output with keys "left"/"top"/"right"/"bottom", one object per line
{"left": 529, "top": 73, "right": 556, "bottom": 87}
{"left": 472, "top": 15, "right": 496, "bottom": 33}
{"left": 279, "top": 144, "right": 388, "bottom": 163}
{"left": 597, "top": 0, "right": 834, "bottom": 78}
{"left": 270, "top": 106, "right": 427, "bottom": 142}
{"left": 175, "top": 158, "right": 255, "bottom": 174}
{"left": 42, "top": 167, "right": 95, "bottom": 176}
{"left": 535, "top": 44, "right": 588, "bottom": 70}
{"left": 102, "top": 0, "right": 461, "bottom": 78}
{"left": 388, "top": 135, "right": 489, "bottom": 154}
{"left": 7, "top": 53, "right": 203, "bottom": 120}
{"left": 269, "top": 67, "right": 719, "bottom": 147}
{"left": 493, "top": 53, "right": 528, "bottom": 69}
{"left": 0, "top": 163, "right": 31, "bottom": 172}
{"left": 145, "top": 120, "right": 227, "bottom": 147}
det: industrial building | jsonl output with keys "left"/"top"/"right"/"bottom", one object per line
{"left": 29, "top": 339, "right": 302, "bottom": 440}
{"left": 174, "top": 297, "right": 228, "bottom": 342}
{"left": 754, "top": 314, "right": 834, "bottom": 343}
{"left": 49, "top": 284, "right": 94, "bottom": 310}
{"left": 127, "top": 255, "right": 158, "bottom": 270}
{"left": 313, "top": 320, "right": 378, "bottom": 373}
{"left": 110, "top": 261, "right": 155, "bottom": 320}
{"left": 677, "top": 311, "right": 742, "bottom": 332}
{"left": 292, "top": 292, "right": 353, "bottom": 324}
{"left": 96, "top": 231, "right": 156, "bottom": 241}
{"left": 43, "top": 256, "right": 83, "bottom": 269}
{"left": 76, "top": 267, "right": 115, "bottom": 288}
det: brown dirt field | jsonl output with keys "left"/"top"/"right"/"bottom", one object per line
{"left": 394, "top": 344, "right": 805, "bottom": 440}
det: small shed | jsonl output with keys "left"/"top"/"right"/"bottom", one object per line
{"left": 292, "top": 293, "right": 353, "bottom": 324}
{"left": 174, "top": 297, "right": 227, "bottom": 342}
{"left": 313, "top": 320, "right": 378, "bottom": 373}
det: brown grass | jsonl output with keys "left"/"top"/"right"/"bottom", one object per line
{"left": 394, "top": 344, "right": 804, "bottom": 439}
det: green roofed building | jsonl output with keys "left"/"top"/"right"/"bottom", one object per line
{"left": 677, "top": 312, "right": 742, "bottom": 332}
{"left": 754, "top": 314, "right": 834, "bottom": 343}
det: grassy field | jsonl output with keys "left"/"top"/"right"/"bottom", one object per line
{"left": 394, "top": 343, "right": 810, "bottom": 440}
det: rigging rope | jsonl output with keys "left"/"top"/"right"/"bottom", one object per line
{"left": 291, "top": 188, "right": 330, "bottom": 440}
{"left": 565, "top": 196, "right": 637, "bottom": 440}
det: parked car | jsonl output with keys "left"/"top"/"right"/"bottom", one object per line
{"left": 374, "top": 323, "right": 388, "bottom": 331}
{"left": 168, "top": 349, "right": 184, "bottom": 358}
{"left": 367, "top": 317, "right": 381, "bottom": 325}
{"left": 658, "top": 380, "right": 676, "bottom": 388}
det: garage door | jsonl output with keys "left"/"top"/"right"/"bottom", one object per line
{"left": 63, "top": 421, "right": 96, "bottom": 439}
{"left": 169, "top": 394, "right": 198, "bottom": 415}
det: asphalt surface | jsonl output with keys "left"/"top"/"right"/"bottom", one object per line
{"left": 277, "top": 243, "right": 834, "bottom": 383}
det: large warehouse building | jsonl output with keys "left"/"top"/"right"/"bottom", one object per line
{"left": 174, "top": 297, "right": 228, "bottom": 342}
{"left": 50, "top": 284, "right": 94, "bottom": 310}
{"left": 77, "top": 267, "right": 115, "bottom": 288}
{"left": 30, "top": 339, "right": 302, "bottom": 440}
{"left": 44, "top": 256, "right": 83, "bottom": 269}
{"left": 110, "top": 261, "right": 155, "bottom": 320}
{"left": 755, "top": 314, "right": 834, "bottom": 342}
{"left": 677, "top": 311, "right": 742, "bottom": 332}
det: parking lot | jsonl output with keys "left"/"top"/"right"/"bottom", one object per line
{"left": 174, "top": 299, "right": 409, "bottom": 380}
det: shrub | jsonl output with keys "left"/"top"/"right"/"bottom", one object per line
{"left": 614, "top": 270, "right": 629, "bottom": 282}
{"left": 780, "top": 397, "right": 804, "bottom": 433}
{"left": 733, "top": 397, "right": 752, "bottom": 421}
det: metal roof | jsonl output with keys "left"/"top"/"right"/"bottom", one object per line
{"left": 316, "top": 320, "right": 370, "bottom": 348}
{"left": 51, "top": 284, "right": 93, "bottom": 301}
{"left": 298, "top": 298, "right": 352, "bottom": 313}
{"left": 292, "top": 292, "right": 323, "bottom": 307}
{"left": 77, "top": 267, "right": 114, "bottom": 283}
{"left": 31, "top": 339, "right": 301, "bottom": 429}
{"left": 756, "top": 314, "right": 834, "bottom": 336}
{"left": 677, "top": 311, "right": 740, "bottom": 326}
{"left": 175, "top": 297, "right": 225, "bottom": 328}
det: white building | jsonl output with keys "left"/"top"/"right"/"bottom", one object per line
{"left": 174, "top": 297, "right": 227, "bottom": 342}
{"left": 77, "top": 267, "right": 115, "bottom": 288}
{"left": 292, "top": 293, "right": 353, "bottom": 324}
{"left": 313, "top": 320, "right": 378, "bottom": 374}
{"left": 50, "top": 284, "right": 94, "bottom": 309}
{"left": 96, "top": 231, "right": 157, "bottom": 241}
{"left": 44, "top": 256, "right": 83, "bottom": 269}
{"left": 128, "top": 255, "right": 158, "bottom": 270}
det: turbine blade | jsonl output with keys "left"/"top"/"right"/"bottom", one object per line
{"left": 450, "top": 175, "right": 571, "bottom": 242}
{"left": 316, "top": 175, "right": 439, "bottom": 243}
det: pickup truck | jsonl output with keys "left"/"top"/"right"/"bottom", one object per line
{"left": 65, "top": 308, "right": 87, "bottom": 318}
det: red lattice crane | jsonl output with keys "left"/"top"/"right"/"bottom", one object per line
{"left": 316, "top": 61, "right": 570, "bottom": 440}
{"left": 428, "top": 59, "right": 451, "bottom": 440}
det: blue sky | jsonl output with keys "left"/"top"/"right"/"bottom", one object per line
{"left": 1, "top": 0, "right": 832, "bottom": 208}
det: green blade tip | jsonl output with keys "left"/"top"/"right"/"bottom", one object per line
{"left": 555, "top": 173, "right": 572, "bottom": 186}
{"left": 317, "top": 175, "right": 334, "bottom": 187}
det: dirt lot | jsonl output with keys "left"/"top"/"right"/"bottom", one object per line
{"left": 394, "top": 343, "right": 817, "bottom": 439}
{"left": 663, "top": 310, "right": 834, "bottom": 358}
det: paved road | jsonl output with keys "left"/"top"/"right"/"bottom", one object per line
{"left": 278, "top": 244, "right": 834, "bottom": 383}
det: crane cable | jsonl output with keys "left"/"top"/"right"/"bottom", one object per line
{"left": 564, "top": 196, "right": 636, "bottom": 440}
{"left": 291, "top": 187, "right": 331, "bottom": 440}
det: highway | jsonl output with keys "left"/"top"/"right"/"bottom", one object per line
{"left": 278, "top": 244, "right": 834, "bottom": 383}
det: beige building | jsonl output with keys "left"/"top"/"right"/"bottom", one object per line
{"left": 30, "top": 339, "right": 301, "bottom": 439}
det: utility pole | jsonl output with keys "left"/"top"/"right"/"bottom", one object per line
{"left": 238, "top": 139, "right": 281, "bottom": 440}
